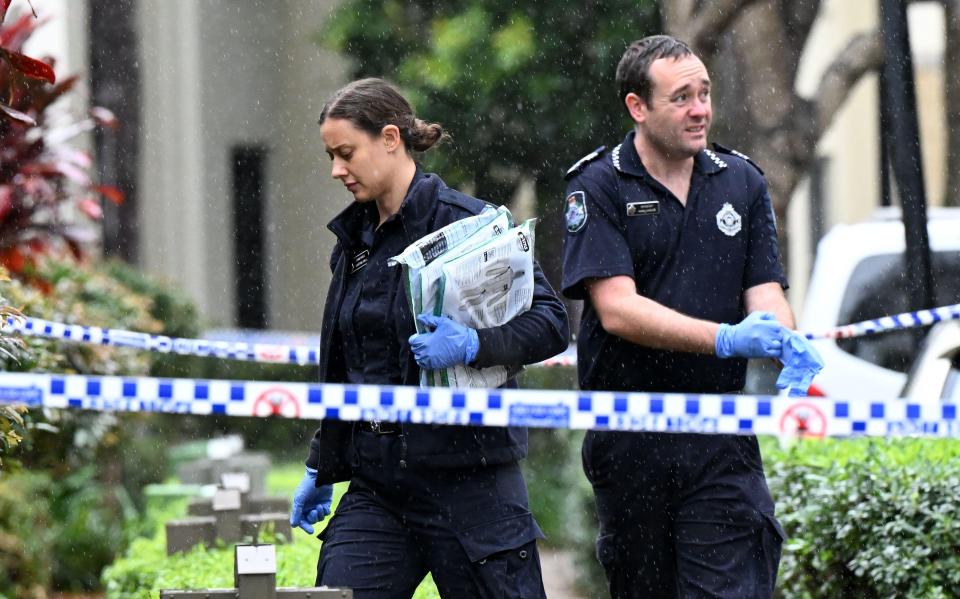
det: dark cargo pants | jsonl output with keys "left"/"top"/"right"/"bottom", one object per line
{"left": 316, "top": 430, "right": 547, "bottom": 599}
{"left": 583, "top": 431, "right": 785, "bottom": 599}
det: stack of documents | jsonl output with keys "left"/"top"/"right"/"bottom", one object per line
{"left": 390, "top": 205, "right": 536, "bottom": 388}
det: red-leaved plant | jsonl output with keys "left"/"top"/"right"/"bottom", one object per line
{"left": 0, "top": 0, "right": 122, "bottom": 276}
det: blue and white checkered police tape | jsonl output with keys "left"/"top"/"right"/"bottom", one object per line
{"left": 2, "top": 316, "right": 320, "bottom": 365}
{"left": 0, "top": 371, "right": 956, "bottom": 438}
{"left": 5, "top": 302, "right": 960, "bottom": 367}
{"left": 803, "top": 302, "right": 960, "bottom": 340}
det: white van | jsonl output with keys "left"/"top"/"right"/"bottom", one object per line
{"left": 799, "top": 207, "right": 960, "bottom": 399}
{"left": 901, "top": 320, "right": 960, "bottom": 401}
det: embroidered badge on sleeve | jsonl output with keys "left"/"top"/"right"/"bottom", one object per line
{"left": 565, "top": 191, "right": 588, "bottom": 232}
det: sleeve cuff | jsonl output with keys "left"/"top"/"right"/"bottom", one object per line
{"left": 464, "top": 327, "right": 480, "bottom": 365}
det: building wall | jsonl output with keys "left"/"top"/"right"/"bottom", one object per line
{"left": 268, "top": 2, "right": 349, "bottom": 332}
{"left": 23, "top": 0, "right": 89, "bottom": 102}
{"left": 137, "top": 0, "right": 345, "bottom": 331}
{"left": 788, "top": 0, "right": 946, "bottom": 309}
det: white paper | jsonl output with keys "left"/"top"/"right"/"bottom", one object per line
{"left": 391, "top": 208, "right": 538, "bottom": 389}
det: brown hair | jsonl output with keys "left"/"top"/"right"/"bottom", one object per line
{"left": 616, "top": 35, "right": 695, "bottom": 110}
{"left": 318, "top": 78, "right": 449, "bottom": 152}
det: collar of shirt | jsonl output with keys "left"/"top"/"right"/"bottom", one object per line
{"left": 328, "top": 167, "right": 441, "bottom": 249}
{"left": 612, "top": 130, "right": 728, "bottom": 180}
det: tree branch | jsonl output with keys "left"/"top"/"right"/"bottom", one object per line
{"left": 813, "top": 30, "right": 883, "bottom": 139}
{"left": 679, "top": 0, "right": 765, "bottom": 58}
{"left": 781, "top": 0, "right": 823, "bottom": 74}
{"left": 662, "top": 0, "right": 696, "bottom": 36}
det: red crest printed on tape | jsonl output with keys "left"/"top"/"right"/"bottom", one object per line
{"left": 779, "top": 402, "right": 827, "bottom": 438}
{"left": 253, "top": 387, "right": 301, "bottom": 418}
{"left": 255, "top": 345, "right": 287, "bottom": 363}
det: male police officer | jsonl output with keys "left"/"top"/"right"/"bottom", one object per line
{"left": 561, "top": 36, "right": 823, "bottom": 598}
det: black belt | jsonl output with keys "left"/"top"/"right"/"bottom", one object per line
{"left": 358, "top": 420, "right": 402, "bottom": 435}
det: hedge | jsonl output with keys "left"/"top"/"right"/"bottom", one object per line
{"left": 765, "top": 437, "right": 960, "bottom": 598}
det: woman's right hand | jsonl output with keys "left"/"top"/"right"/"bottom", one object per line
{"left": 290, "top": 467, "right": 334, "bottom": 534}
{"left": 409, "top": 313, "right": 480, "bottom": 369}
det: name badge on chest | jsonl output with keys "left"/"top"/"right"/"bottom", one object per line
{"left": 350, "top": 249, "right": 370, "bottom": 274}
{"left": 625, "top": 200, "right": 660, "bottom": 217}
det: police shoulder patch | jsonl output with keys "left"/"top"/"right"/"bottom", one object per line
{"left": 712, "top": 142, "right": 764, "bottom": 175}
{"left": 564, "top": 146, "right": 606, "bottom": 180}
{"left": 565, "top": 191, "right": 588, "bottom": 232}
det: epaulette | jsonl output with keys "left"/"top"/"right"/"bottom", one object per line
{"left": 712, "top": 142, "right": 764, "bottom": 175}
{"left": 438, "top": 187, "right": 488, "bottom": 215}
{"left": 564, "top": 146, "right": 606, "bottom": 180}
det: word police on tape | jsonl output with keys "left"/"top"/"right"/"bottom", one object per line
{"left": 0, "top": 372, "right": 958, "bottom": 438}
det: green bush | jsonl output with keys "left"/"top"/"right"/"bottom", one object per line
{"left": 103, "top": 463, "right": 442, "bottom": 599}
{"left": 766, "top": 437, "right": 960, "bottom": 598}
{"left": 549, "top": 434, "right": 960, "bottom": 598}
{"left": 48, "top": 465, "right": 133, "bottom": 590}
{"left": 0, "top": 258, "right": 209, "bottom": 594}
{"left": 0, "top": 471, "right": 54, "bottom": 598}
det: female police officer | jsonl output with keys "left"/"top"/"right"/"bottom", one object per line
{"left": 289, "top": 78, "right": 568, "bottom": 598}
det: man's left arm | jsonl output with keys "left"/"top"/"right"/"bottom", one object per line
{"left": 744, "top": 282, "right": 794, "bottom": 330}
{"left": 742, "top": 176, "right": 793, "bottom": 327}
{"left": 738, "top": 172, "right": 824, "bottom": 394}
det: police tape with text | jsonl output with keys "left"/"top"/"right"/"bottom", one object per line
{"left": 0, "top": 371, "right": 957, "bottom": 439}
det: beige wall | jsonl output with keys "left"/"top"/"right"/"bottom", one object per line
{"left": 137, "top": 0, "right": 346, "bottom": 331}
{"left": 268, "top": 3, "right": 350, "bottom": 332}
{"left": 23, "top": 0, "right": 89, "bottom": 98}
{"left": 912, "top": 1, "right": 947, "bottom": 208}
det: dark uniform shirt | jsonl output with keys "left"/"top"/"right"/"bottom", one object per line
{"left": 562, "top": 131, "right": 787, "bottom": 394}
{"left": 337, "top": 200, "right": 408, "bottom": 385}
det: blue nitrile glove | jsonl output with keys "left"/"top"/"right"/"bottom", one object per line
{"left": 715, "top": 311, "right": 786, "bottom": 359}
{"left": 408, "top": 313, "right": 480, "bottom": 370}
{"left": 776, "top": 331, "right": 825, "bottom": 396}
{"left": 290, "top": 467, "right": 333, "bottom": 535}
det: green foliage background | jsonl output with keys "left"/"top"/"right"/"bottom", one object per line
{"left": 103, "top": 463, "right": 442, "bottom": 599}
{"left": 0, "top": 259, "right": 202, "bottom": 595}
{"left": 766, "top": 437, "right": 960, "bottom": 598}
{"left": 320, "top": 0, "right": 660, "bottom": 278}
{"left": 99, "top": 437, "right": 960, "bottom": 598}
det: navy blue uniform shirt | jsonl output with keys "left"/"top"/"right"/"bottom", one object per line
{"left": 337, "top": 191, "right": 409, "bottom": 385}
{"left": 561, "top": 131, "right": 787, "bottom": 394}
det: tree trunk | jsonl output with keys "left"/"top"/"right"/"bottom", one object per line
{"left": 723, "top": 2, "right": 802, "bottom": 219}
{"left": 945, "top": 0, "right": 960, "bottom": 206}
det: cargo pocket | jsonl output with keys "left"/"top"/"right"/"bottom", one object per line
{"left": 455, "top": 513, "right": 546, "bottom": 599}
{"left": 760, "top": 512, "right": 786, "bottom": 591}
{"left": 595, "top": 532, "right": 619, "bottom": 573}
{"left": 762, "top": 512, "right": 786, "bottom": 544}
{"left": 315, "top": 514, "right": 336, "bottom": 586}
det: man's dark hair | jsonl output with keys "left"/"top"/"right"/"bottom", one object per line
{"left": 616, "top": 35, "right": 695, "bottom": 110}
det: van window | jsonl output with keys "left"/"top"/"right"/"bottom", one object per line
{"left": 836, "top": 251, "right": 960, "bottom": 373}
{"left": 945, "top": 353, "right": 960, "bottom": 401}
